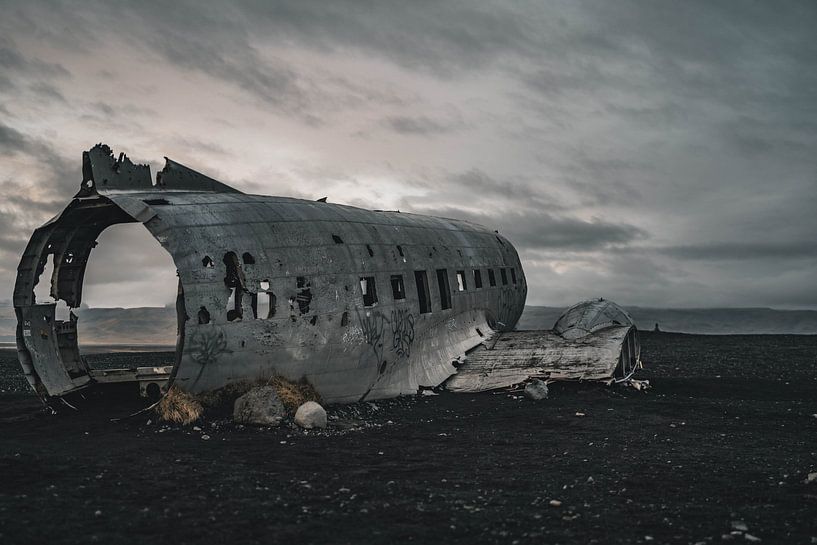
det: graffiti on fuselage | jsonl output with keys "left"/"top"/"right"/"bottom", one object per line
{"left": 390, "top": 308, "right": 415, "bottom": 358}
{"left": 356, "top": 308, "right": 417, "bottom": 374}
{"left": 358, "top": 309, "right": 386, "bottom": 369}
{"left": 188, "top": 327, "right": 230, "bottom": 367}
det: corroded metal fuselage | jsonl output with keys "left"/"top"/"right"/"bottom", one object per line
{"left": 14, "top": 145, "right": 527, "bottom": 403}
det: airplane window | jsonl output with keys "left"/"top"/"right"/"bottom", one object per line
{"left": 500, "top": 268, "right": 508, "bottom": 285}
{"left": 391, "top": 274, "right": 406, "bottom": 300}
{"left": 488, "top": 269, "right": 497, "bottom": 287}
{"left": 360, "top": 276, "right": 378, "bottom": 307}
{"left": 456, "top": 270, "right": 467, "bottom": 291}
{"left": 414, "top": 270, "right": 432, "bottom": 314}
{"left": 436, "top": 268, "right": 452, "bottom": 310}
{"left": 474, "top": 269, "right": 483, "bottom": 289}
{"left": 510, "top": 268, "right": 517, "bottom": 284}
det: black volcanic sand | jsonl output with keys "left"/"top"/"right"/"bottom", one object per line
{"left": 1, "top": 333, "right": 816, "bottom": 544}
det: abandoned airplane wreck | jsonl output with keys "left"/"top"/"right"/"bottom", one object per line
{"left": 14, "top": 144, "right": 641, "bottom": 408}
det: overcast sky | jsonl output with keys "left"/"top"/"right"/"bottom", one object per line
{"left": 1, "top": 1, "right": 815, "bottom": 309}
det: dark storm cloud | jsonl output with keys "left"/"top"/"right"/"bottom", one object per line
{"left": 409, "top": 205, "right": 646, "bottom": 252}
{"left": 383, "top": 115, "right": 464, "bottom": 136}
{"left": 0, "top": 1, "right": 815, "bottom": 308}
{"left": 0, "top": 36, "right": 70, "bottom": 79}
{"left": 659, "top": 242, "right": 817, "bottom": 262}
{"left": 0, "top": 122, "right": 75, "bottom": 190}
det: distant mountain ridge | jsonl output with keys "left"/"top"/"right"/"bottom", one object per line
{"left": 1, "top": 304, "right": 816, "bottom": 345}
{"left": 518, "top": 306, "right": 817, "bottom": 335}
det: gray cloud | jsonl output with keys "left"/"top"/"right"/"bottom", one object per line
{"left": 658, "top": 242, "right": 817, "bottom": 262}
{"left": 383, "top": 115, "right": 464, "bottom": 136}
{"left": 0, "top": 1, "right": 815, "bottom": 308}
{"left": 409, "top": 205, "right": 646, "bottom": 252}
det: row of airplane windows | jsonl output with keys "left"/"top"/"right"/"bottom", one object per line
{"left": 359, "top": 266, "right": 518, "bottom": 313}
{"left": 216, "top": 250, "right": 517, "bottom": 323}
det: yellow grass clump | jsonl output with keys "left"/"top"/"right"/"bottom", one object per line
{"left": 267, "top": 375, "right": 322, "bottom": 411}
{"left": 155, "top": 386, "right": 203, "bottom": 425}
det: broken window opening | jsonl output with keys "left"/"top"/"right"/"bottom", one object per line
{"left": 390, "top": 274, "right": 405, "bottom": 300}
{"left": 242, "top": 252, "right": 255, "bottom": 265}
{"left": 223, "top": 252, "right": 245, "bottom": 289}
{"left": 332, "top": 234, "right": 344, "bottom": 244}
{"left": 341, "top": 311, "right": 349, "bottom": 326}
{"left": 366, "top": 244, "right": 374, "bottom": 257}
{"left": 143, "top": 198, "right": 170, "bottom": 206}
{"left": 396, "top": 245, "right": 404, "bottom": 257}
{"left": 414, "top": 270, "right": 432, "bottom": 314}
{"left": 223, "top": 252, "right": 246, "bottom": 320}
{"left": 456, "top": 270, "right": 467, "bottom": 292}
{"left": 253, "top": 288, "right": 276, "bottom": 320}
{"left": 226, "top": 287, "right": 243, "bottom": 321}
{"left": 488, "top": 269, "right": 497, "bottom": 287}
{"left": 510, "top": 267, "right": 517, "bottom": 284}
{"left": 202, "top": 255, "right": 214, "bottom": 268}
{"left": 360, "top": 276, "right": 378, "bottom": 307}
{"left": 436, "top": 268, "right": 452, "bottom": 310}
{"left": 198, "top": 306, "right": 211, "bottom": 324}
{"left": 474, "top": 269, "right": 483, "bottom": 289}
{"left": 33, "top": 254, "right": 57, "bottom": 303}
{"left": 310, "top": 315, "right": 318, "bottom": 326}
{"left": 295, "top": 277, "right": 312, "bottom": 314}
{"left": 500, "top": 268, "right": 508, "bottom": 285}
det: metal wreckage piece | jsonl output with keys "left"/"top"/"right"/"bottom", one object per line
{"left": 13, "top": 144, "right": 642, "bottom": 408}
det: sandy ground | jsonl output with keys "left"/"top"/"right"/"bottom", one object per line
{"left": 1, "top": 332, "right": 816, "bottom": 544}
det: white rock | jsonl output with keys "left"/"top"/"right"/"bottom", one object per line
{"left": 524, "top": 379, "right": 549, "bottom": 400}
{"left": 805, "top": 472, "right": 817, "bottom": 484}
{"left": 233, "top": 386, "right": 285, "bottom": 426}
{"left": 744, "top": 534, "right": 761, "bottom": 542}
{"left": 294, "top": 401, "right": 327, "bottom": 429}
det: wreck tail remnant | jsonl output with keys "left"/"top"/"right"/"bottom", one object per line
{"left": 15, "top": 144, "right": 531, "bottom": 407}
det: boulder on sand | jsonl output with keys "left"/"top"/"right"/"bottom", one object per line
{"left": 233, "top": 386, "right": 285, "bottom": 426}
{"left": 294, "top": 401, "right": 327, "bottom": 429}
{"left": 524, "top": 379, "right": 549, "bottom": 400}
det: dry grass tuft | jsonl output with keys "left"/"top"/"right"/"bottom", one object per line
{"left": 190, "top": 376, "right": 321, "bottom": 414}
{"left": 155, "top": 386, "right": 203, "bottom": 425}
{"left": 267, "top": 375, "right": 322, "bottom": 412}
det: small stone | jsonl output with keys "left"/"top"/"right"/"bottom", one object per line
{"left": 201, "top": 434, "right": 210, "bottom": 440}
{"left": 575, "top": 412, "right": 586, "bottom": 417}
{"left": 805, "top": 472, "right": 817, "bottom": 484}
{"left": 524, "top": 379, "right": 549, "bottom": 401}
{"left": 94, "top": 510, "right": 102, "bottom": 517}
{"left": 744, "top": 534, "right": 761, "bottom": 543}
{"left": 549, "top": 499, "right": 562, "bottom": 507}
{"left": 294, "top": 401, "right": 327, "bottom": 429}
{"left": 193, "top": 426, "right": 202, "bottom": 432}
{"left": 233, "top": 386, "right": 285, "bottom": 427}
{"left": 732, "top": 521, "right": 749, "bottom": 532}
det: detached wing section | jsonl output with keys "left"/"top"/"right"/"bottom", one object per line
{"left": 446, "top": 299, "right": 641, "bottom": 392}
